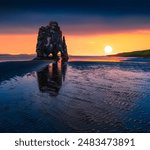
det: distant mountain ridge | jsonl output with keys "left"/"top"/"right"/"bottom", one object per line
{"left": 1, "top": 49, "right": 150, "bottom": 59}
{"left": 0, "top": 54, "right": 35, "bottom": 57}
{"left": 113, "top": 49, "right": 150, "bottom": 57}
{"left": 0, "top": 54, "right": 36, "bottom": 61}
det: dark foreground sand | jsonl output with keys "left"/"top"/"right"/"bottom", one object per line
{"left": 0, "top": 58, "right": 150, "bottom": 132}
{"left": 0, "top": 60, "right": 52, "bottom": 83}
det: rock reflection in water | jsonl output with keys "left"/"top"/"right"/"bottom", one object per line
{"left": 37, "top": 61, "right": 67, "bottom": 96}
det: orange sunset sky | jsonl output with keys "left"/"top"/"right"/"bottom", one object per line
{"left": 1, "top": 0, "right": 150, "bottom": 56}
{"left": 0, "top": 30, "right": 150, "bottom": 56}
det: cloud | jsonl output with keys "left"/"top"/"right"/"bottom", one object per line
{"left": 1, "top": 0, "right": 150, "bottom": 34}
{"left": 1, "top": 0, "right": 150, "bottom": 15}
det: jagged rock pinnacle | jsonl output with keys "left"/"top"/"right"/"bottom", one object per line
{"left": 35, "top": 21, "right": 69, "bottom": 61}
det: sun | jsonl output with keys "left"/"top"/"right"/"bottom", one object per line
{"left": 104, "top": 45, "right": 113, "bottom": 55}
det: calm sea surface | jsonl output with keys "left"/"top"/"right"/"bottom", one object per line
{"left": 0, "top": 56, "right": 150, "bottom": 132}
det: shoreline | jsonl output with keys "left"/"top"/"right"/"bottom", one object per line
{"left": 0, "top": 60, "right": 52, "bottom": 83}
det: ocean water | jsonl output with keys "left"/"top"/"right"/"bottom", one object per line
{"left": 0, "top": 57, "right": 150, "bottom": 132}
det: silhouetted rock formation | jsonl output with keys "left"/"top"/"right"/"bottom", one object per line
{"left": 35, "top": 21, "right": 69, "bottom": 61}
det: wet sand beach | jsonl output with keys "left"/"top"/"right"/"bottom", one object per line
{"left": 0, "top": 57, "right": 150, "bottom": 132}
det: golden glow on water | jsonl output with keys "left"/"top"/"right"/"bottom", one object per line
{"left": 69, "top": 56, "right": 128, "bottom": 62}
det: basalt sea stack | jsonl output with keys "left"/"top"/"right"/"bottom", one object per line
{"left": 35, "top": 21, "right": 69, "bottom": 61}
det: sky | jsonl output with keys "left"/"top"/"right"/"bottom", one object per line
{"left": 0, "top": 0, "right": 150, "bottom": 55}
